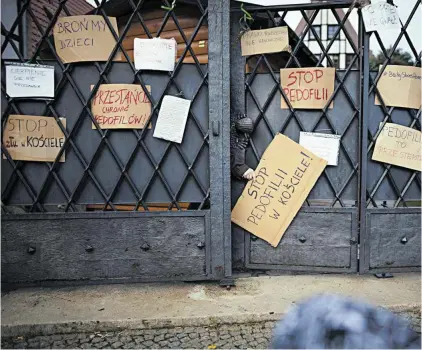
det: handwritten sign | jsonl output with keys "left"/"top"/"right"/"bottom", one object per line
{"left": 362, "top": 2, "right": 400, "bottom": 32}
{"left": 91, "top": 84, "right": 151, "bottom": 129}
{"left": 231, "top": 134, "right": 327, "bottom": 247}
{"left": 134, "top": 38, "right": 177, "bottom": 71}
{"left": 280, "top": 68, "right": 335, "bottom": 109}
{"left": 53, "top": 15, "right": 121, "bottom": 63}
{"left": 153, "top": 96, "right": 191, "bottom": 143}
{"left": 3, "top": 115, "right": 66, "bottom": 162}
{"left": 5, "top": 63, "right": 54, "bottom": 98}
{"left": 375, "top": 65, "right": 421, "bottom": 110}
{"left": 372, "top": 123, "right": 421, "bottom": 171}
{"left": 299, "top": 132, "right": 341, "bottom": 166}
{"left": 241, "top": 27, "right": 289, "bottom": 57}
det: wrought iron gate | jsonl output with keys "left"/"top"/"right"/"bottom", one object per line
{"left": 230, "top": 0, "right": 421, "bottom": 274}
{"left": 1, "top": 0, "right": 420, "bottom": 286}
{"left": 1, "top": 0, "right": 232, "bottom": 286}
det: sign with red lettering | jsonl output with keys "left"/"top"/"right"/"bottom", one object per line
{"left": 280, "top": 68, "right": 335, "bottom": 109}
{"left": 3, "top": 115, "right": 66, "bottom": 162}
{"left": 53, "top": 15, "right": 122, "bottom": 63}
{"left": 91, "top": 84, "right": 151, "bottom": 129}
{"left": 372, "top": 123, "right": 421, "bottom": 172}
{"left": 231, "top": 134, "right": 327, "bottom": 247}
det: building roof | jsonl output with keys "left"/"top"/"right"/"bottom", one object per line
{"left": 295, "top": 8, "right": 358, "bottom": 49}
{"left": 27, "top": 0, "right": 94, "bottom": 57}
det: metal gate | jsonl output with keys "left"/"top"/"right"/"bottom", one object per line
{"left": 230, "top": 0, "right": 421, "bottom": 274}
{"left": 1, "top": 0, "right": 420, "bottom": 286}
{"left": 1, "top": 0, "right": 232, "bottom": 286}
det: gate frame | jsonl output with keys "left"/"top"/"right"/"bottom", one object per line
{"left": 1, "top": 0, "right": 233, "bottom": 286}
{"left": 229, "top": 0, "right": 421, "bottom": 275}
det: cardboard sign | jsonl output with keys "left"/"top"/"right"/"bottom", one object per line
{"left": 134, "top": 38, "right": 177, "bottom": 71}
{"left": 241, "top": 27, "right": 289, "bottom": 56}
{"left": 5, "top": 63, "right": 54, "bottom": 98}
{"left": 299, "top": 132, "right": 341, "bottom": 166}
{"left": 375, "top": 65, "right": 421, "bottom": 110}
{"left": 3, "top": 115, "right": 66, "bottom": 162}
{"left": 280, "top": 68, "right": 335, "bottom": 109}
{"left": 231, "top": 134, "right": 327, "bottom": 247}
{"left": 372, "top": 123, "right": 421, "bottom": 171}
{"left": 53, "top": 15, "right": 121, "bottom": 63}
{"left": 91, "top": 84, "right": 151, "bottom": 129}
{"left": 153, "top": 96, "right": 191, "bottom": 143}
{"left": 362, "top": 2, "right": 400, "bottom": 32}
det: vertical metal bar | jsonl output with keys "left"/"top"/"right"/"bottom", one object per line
{"left": 20, "top": 1, "right": 28, "bottom": 59}
{"left": 222, "top": 1, "right": 233, "bottom": 283}
{"left": 358, "top": 11, "right": 370, "bottom": 274}
{"left": 230, "top": 13, "right": 246, "bottom": 114}
{"left": 230, "top": 12, "right": 247, "bottom": 270}
{"left": 208, "top": 0, "right": 232, "bottom": 282}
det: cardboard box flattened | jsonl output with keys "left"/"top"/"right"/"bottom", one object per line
{"left": 231, "top": 134, "right": 327, "bottom": 247}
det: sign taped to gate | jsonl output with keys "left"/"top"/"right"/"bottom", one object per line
{"left": 3, "top": 115, "right": 66, "bottom": 162}
{"left": 299, "top": 132, "right": 341, "bottom": 166}
{"left": 280, "top": 68, "right": 335, "bottom": 109}
{"left": 53, "top": 15, "right": 122, "bottom": 63}
{"left": 91, "top": 84, "right": 151, "bottom": 129}
{"left": 241, "top": 27, "right": 289, "bottom": 56}
{"left": 231, "top": 134, "right": 327, "bottom": 247}
{"left": 375, "top": 65, "right": 421, "bottom": 110}
{"left": 5, "top": 62, "right": 55, "bottom": 98}
{"left": 134, "top": 38, "right": 177, "bottom": 71}
{"left": 362, "top": 2, "right": 400, "bottom": 32}
{"left": 372, "top": 123, "right": 421, "bottom": 172}
{"left": 153, "top": 95, "right": 191, "bottom": 143}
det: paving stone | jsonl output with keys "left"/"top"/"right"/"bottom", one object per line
{"left": 154, "top": 335, "right": 165, "bottom": 342}
{"left": 168, "top": 340, "right": 181, "bottom": 348}
{"left": 53, "top": 340, "right": 66, "bottom": 348}
{"left": 63, "top": 334, "right": 78, "bottom": 340}
{"left": 111, "top": 341, "right": 124, "bottom": 349}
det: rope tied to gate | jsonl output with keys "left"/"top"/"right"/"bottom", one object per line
{"left": 162, "top": 0, "right": 176, "bottom": 12}
{"left": 239, "top": 3, "right": 254, "bottom": 39}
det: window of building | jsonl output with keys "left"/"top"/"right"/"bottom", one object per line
{"left": 330, "top": 54, "right": 340, "bottom": 68}
{"left": 345, "top": 53, "right": 358, "bottom": 68}
{"left": 327, "top": 25, "right": 340, "bottom": 40}
{"left": 309, "top": 25, "right": 321, "bottom": 40}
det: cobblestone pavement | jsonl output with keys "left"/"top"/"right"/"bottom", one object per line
{"left": 1, "top": 322, "right": 274, "bottom": 349}
{"left": 2, "top": 310, "right": 420, "bottom": 349}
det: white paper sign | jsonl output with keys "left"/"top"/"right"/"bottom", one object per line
{"left": 5, "top": 63, "right": 54, "bottom": 98}
{"left": 134, "top": 38, "right": 176, "bottom": 71}
{"left": 299, "top": 132, "right": 341, "bottom": 166}
{"left": 362, "top": 2, "right": 401, "bottom": 32}
{"left": 153, "top": 96, "right": 191, "bottom": 143}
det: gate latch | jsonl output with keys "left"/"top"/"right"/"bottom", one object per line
{"left": 212, "top": 121, "right": 220, "bottom": 136}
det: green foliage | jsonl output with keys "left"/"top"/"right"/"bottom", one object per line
{"left": 369, "top": 46, "right": 414, "bottom": 70}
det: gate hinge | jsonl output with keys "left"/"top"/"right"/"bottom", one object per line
{"left": 357, "top": 244, "right": 360, "bottom": 260}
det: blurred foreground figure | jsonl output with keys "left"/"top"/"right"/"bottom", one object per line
{"left": 270, "top": 294, "right": 421, "bottom": 349}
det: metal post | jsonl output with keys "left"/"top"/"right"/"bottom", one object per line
{"left": 208, "top": 0, "right": 233, "bottom": 285}
{"left": 358, "top": 10, "right": 370, "bottom": 274}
